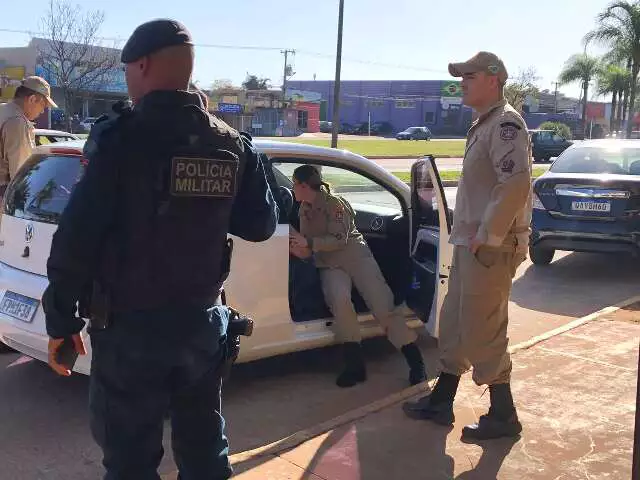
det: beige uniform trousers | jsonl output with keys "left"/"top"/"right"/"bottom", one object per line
{"left": 439, "top": 244, "right": 524, "bottom": 386}
{"left": 319, "top": 249, "right": 417, "bottom": 349}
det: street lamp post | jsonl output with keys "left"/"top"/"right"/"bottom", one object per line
{"left": 330, "top": 0, "right": 345, "bottom": 149}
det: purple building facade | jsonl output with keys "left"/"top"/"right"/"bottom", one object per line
{"left": 286, "top": 80, "right": 474, "bottom": 136}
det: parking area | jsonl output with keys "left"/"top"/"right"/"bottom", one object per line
{"left": 1, "top": 251, "right": 639, "bottom": 479}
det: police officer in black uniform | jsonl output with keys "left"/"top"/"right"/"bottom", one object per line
{"left": 42, "top": 19, "right": 278, "bottom": 480}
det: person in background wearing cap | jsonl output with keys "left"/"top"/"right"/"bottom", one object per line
{"left": 42, "top": 18, "right": 278, "bottom": 480}
{"left": 0, "top": 76, "right": 56, "bottom": 193}
{"left": 403, "top": 51, "right": 532, "bottom": 441}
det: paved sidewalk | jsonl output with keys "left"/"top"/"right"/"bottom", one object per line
{"left": 222, "top": 309, "right": 639, "bottom": 479}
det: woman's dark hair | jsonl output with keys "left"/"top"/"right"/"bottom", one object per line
{"left": 293, "top": 164, "right": 331, "bottom": 192}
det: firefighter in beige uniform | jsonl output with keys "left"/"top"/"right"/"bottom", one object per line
{"left": 0, "top": 76, "right": 56, "bottom": 194}
{"left": 289, "top": 164, "right": 427, "bottom": 388}
{"left": 404, "top": 51, "right": 532, "bottom": 441}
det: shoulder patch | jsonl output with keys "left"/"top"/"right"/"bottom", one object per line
{"left": 327, "top": 197, "right": 345, "bottom": 221}
{"left": 170, "top": 156, "right": 238, "bottom": 198}
{"left": 500, "top": 121, "right": 522, "bottom": 130}
{"left": 499, "top": 124, "right": 519, "bottom": 141}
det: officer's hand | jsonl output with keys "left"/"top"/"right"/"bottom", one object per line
{"left": 469, "top": 237, "right": 483, "bottom": 255}
{"left": 290, "top": 231, "right": 308, "bottom": 249}
{"left": 290, "top": 244, "right": 312, "bottom": 259}
{"left": 47, "top": 334, "right": 86, "bottom": 377}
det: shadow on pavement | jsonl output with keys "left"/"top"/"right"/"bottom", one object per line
{"left": 511, "top": 252, "right": 640, "bottom": 318}
{"left": 0, "top": 332, "right": 439, "bottom": 479}
{"left": 222, "top": 334, "right": 438, "bottom": 453}
{"left": 455, "top": 437, "right": 519, "bottom": 480}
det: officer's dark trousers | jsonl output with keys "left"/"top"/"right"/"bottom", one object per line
{"left": 89, "top": 306, "right": 231, "bottom": 480}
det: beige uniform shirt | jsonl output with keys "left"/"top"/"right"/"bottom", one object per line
{"left": 450, "top": 99, "right": 532, "bottom": 252}
{"left": 0, "top": 101, "right": 35, "bottom": 184}
{"left": 299, "top": 188, "right": 367, "bottom": 268}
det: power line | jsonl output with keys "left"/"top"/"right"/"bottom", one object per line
{"left": 1, "top": 26, "right": 449, "bottom": 73}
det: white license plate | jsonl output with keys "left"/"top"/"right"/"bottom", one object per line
{"left": 571, "top": 201, "right": 611, "bottom": 212}
{"left": 0, "top": 291, "right": 40, "bottom": 323}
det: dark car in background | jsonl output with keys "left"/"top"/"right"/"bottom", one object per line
{"left": 529, "top": 139, "right": 640, "bottom": 265}
{"left": 530, "top": 129, "right": 573, "bottom": 163}
{"left": 353, "top": 121, "right": 394, "bottom": 136}
{"left": 319, "top": 120, "right": 332, "bottom": 133}
{"left": 396, "top": 126, "right": 432, "bottom": 141}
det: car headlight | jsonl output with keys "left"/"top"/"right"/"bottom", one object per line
{"left": 533, "top": 193, "right": 545, "bottom": 210}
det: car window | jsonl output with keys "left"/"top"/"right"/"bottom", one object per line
{"left": 4, "top": 155, "right": 85, "bottom": 224}
{"left": 550, "top": 147, "right": 640, "bottom": 175}
{"left": 271, "top": 161, "right": 403, "bottom": 212}
{"left": 536, "top": 132, "right": 553, "bottom": 144}
{"left": 553, "top": 134, "right": 565, "bottom": 143}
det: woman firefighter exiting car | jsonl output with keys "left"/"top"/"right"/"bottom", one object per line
{"left": 289, "top": 164, "right": 426, "bottom": 388}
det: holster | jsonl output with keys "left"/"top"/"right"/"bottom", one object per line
{"left": 219, "top": 306, "right": 253, "bottom": 379}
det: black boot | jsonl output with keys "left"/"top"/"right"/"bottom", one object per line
{"left": 402, "top": 373, "right": 460, "bottom": 425}
{"left": 336, "top": 342, "right": 367, "bottom": 388}
{"left": 462, "top": 383, "right": 522, "bottom": 440}
{"left": 401, "top": 342, "right": 427, "bottom": 385}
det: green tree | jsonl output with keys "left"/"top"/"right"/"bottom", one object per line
{"left": 539, "top": 121, "right": 572, "bottom": 140}
{"left": 584, "top": 1, "right": 640, "bottom": 137}
{"left": 242, "top": 74, "right": 271, "bottom": 90}
{"left": 596, "top": 63, "right": 630, "bottom": 131}
{"left": 504, "top": 67, "right": 540, "bottom": 113}
{"left": 558, "top": 54, "right": 601, "bottom": 136}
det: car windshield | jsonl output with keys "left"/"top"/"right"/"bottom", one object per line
{"left": 549, "top": 146, "right": 640, "bottom": 175}
{"left": 4, "top": 154, "right": 85, "bottom": 224}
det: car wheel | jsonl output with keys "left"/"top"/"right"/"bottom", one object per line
{"left": 529, "top": 246, "right": 555, "bottom": 266}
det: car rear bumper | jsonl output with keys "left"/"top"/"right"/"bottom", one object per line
{"left": 531, "top": 229, "right": 640, "bottom": 255}
{"left": 531, "top": 208, "right": 640, "bottom": 255}
{"left": 0, "top": 261, "right": 92, "bottom": 375}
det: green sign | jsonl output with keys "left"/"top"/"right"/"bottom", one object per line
{"left": 441, "top": 81, "right": 463, "bottom": 97}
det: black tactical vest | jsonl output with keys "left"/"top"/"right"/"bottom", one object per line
{"left": 98, "top": 96, "right": 246, "bottom": 312}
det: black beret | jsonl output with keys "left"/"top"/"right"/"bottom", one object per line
{"left": 121, "top": 19, "right": 193, "bottom": 63}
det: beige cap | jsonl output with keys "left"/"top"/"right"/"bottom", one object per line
{"left": 448, "top": 51, "right": 508, "bottom": 83}
{"left": 21, "top": 76, "right": 58, "bottom": 108}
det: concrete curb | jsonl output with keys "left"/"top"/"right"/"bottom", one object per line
{"left": 202, "top": 293, "right": 640, "bottom": 470}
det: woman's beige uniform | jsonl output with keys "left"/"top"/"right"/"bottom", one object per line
{"left": 299, "top": 187, "right": 416, "bottom": 348}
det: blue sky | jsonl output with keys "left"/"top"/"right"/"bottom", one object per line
{"left": 1, "top": 0, "right": 612, "bottom": 99}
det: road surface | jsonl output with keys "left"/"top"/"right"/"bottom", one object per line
{"left": 1, "top": 187, "right": 638, "bottom": 479}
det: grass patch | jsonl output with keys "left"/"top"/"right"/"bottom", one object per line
{"left": 279, "top": 138, "right": 465, "bottom": 157}
{"left": 323, "top": 167, "right": 546, "bottom": 189}
{"left": 391, "top": 168, "right": 546, "bottom": 183}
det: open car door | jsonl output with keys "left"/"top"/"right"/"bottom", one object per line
{"left": 406, "top": 155, "right": 453, "bottom": 339}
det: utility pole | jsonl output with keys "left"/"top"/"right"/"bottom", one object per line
{"left": 331, "top": 0, "right": 345, "bottom": 149}
{"left": 281, "top": 49, "right": 295, "bottom": 107}
{"left": 552, "top": 81, "right": 560, "bottom": 114}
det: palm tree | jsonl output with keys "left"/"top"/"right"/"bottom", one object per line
{"left": 559, "top": 54, "right": 601, "bottom": 136}
{"left": 597, "top": 63, "right": 630, "bottom": 131}
{"left": 584, "top": 1, "right": 640, "bottom": 137}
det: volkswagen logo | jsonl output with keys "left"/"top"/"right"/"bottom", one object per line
{"left": 25, "top": 223, "right": 34, "bottom": 243}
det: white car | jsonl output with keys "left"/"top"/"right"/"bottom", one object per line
{"left": 34, "top": 129, "right": 79, "bottom": 146}
{"left": 0, "top": 139, "right": 453, "bottom": 375}
{"left": 79, "top": 117, "right": 98, "bottom": 132}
